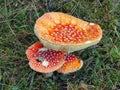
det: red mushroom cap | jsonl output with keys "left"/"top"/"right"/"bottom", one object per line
{"left": 34, "top": 12, "right": 102, "bottom": 52}
{"left": 26, "top": 42, "right": 43, "bottom": 61}
{"left": 26, "top": 42, "right": 65, "bottom": 73}
{"left": 57, "top": 54, "right": 83, "bottom": 74}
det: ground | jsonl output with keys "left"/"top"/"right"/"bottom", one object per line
{"left": 0, "top": 0, "right": 120, "bottom": 90}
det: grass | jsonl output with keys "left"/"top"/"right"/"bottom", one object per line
{"left": 0, "top": 0, "right": 120, "bottom": 90}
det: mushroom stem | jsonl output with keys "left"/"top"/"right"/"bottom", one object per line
{"left": 43, "top": 72, "right": 53, "bottom": 78}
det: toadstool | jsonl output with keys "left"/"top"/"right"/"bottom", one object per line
{"left": 26, "top": 41, "right": 43, "bottom": 61}
{"left": 26, "top": 42, "right": 66, "bottom": 73}
{"left": 34, "top": 12, "right": 102, "bottom": 52}
{"left": 57, "top": 54, "right": 83, "bottom": 74}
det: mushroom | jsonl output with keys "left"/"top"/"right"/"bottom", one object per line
{"left": 26, "top": 42, "right": 66, "bottom": 73}
{"left": 26, "top": 41, "right": 43, "bottom": 61}
{"left": 57, "top": 54, "right": 83, "bottom": 74}
{"left": 34, "top": 12, "right": 102, "bottom": 52}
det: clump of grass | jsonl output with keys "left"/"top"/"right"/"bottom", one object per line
{"left": 0, "top": 0, "right": 120, "bottom": 90}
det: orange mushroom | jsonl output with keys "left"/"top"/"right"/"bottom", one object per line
{"left": 57, "top": 54, "right": 83, "bottom": 74}
{"left": 34, "top": 12, "right": 102, "bottom": 52}
{"left": 26, "top": 42, "right": 65, "bottom": 73}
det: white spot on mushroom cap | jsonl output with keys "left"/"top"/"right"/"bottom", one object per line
{"left": 32, "top": 48, "right": 35, "bottom": 50}
{"left": 33, "top": 54, "right": 37, "bottom": 57}
{"left": 42, "top": 60, "right": 49, "bottom": 67}
{"left": 54, "top": 20, "right": 60, "bottom": 24}
{"left": 71, "top": 20, "right": 76, "bottom": 25}
{"left": 53, "top": 63, "right": 56, "bottom": 66}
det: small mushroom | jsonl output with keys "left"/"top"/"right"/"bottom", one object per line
{"left": 34, "top": 12, "right": 102, "bottom": 52}
{"left": 26, "top": 42, "right": 65, "bottom": 73}
{"left": 26, "top": 41, "right": 43, "bottom": 61}
{"left": 57, "top": 54, "right": 83, "bottom": 74}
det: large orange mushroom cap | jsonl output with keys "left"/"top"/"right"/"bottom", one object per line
{"left": 34, "top": 12, "right": 102, "bottom": 52}
{"left": 26, "top": 42, "right": 65, "bottom": 73}
{"left": 57, "top": 54, "right": 83, "bottom": 74}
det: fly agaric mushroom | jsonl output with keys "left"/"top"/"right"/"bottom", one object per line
{"left": 26, "top": 42, "right": 65, "bottom": 73}
{"left": 34, "top": 12, "right": 102, "bottom": 52}
{"left": 26, "top": 41, "right": 43, "bottom": 60}
{"left": 57, "top": 54, "right": 83, "bottom": 74}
